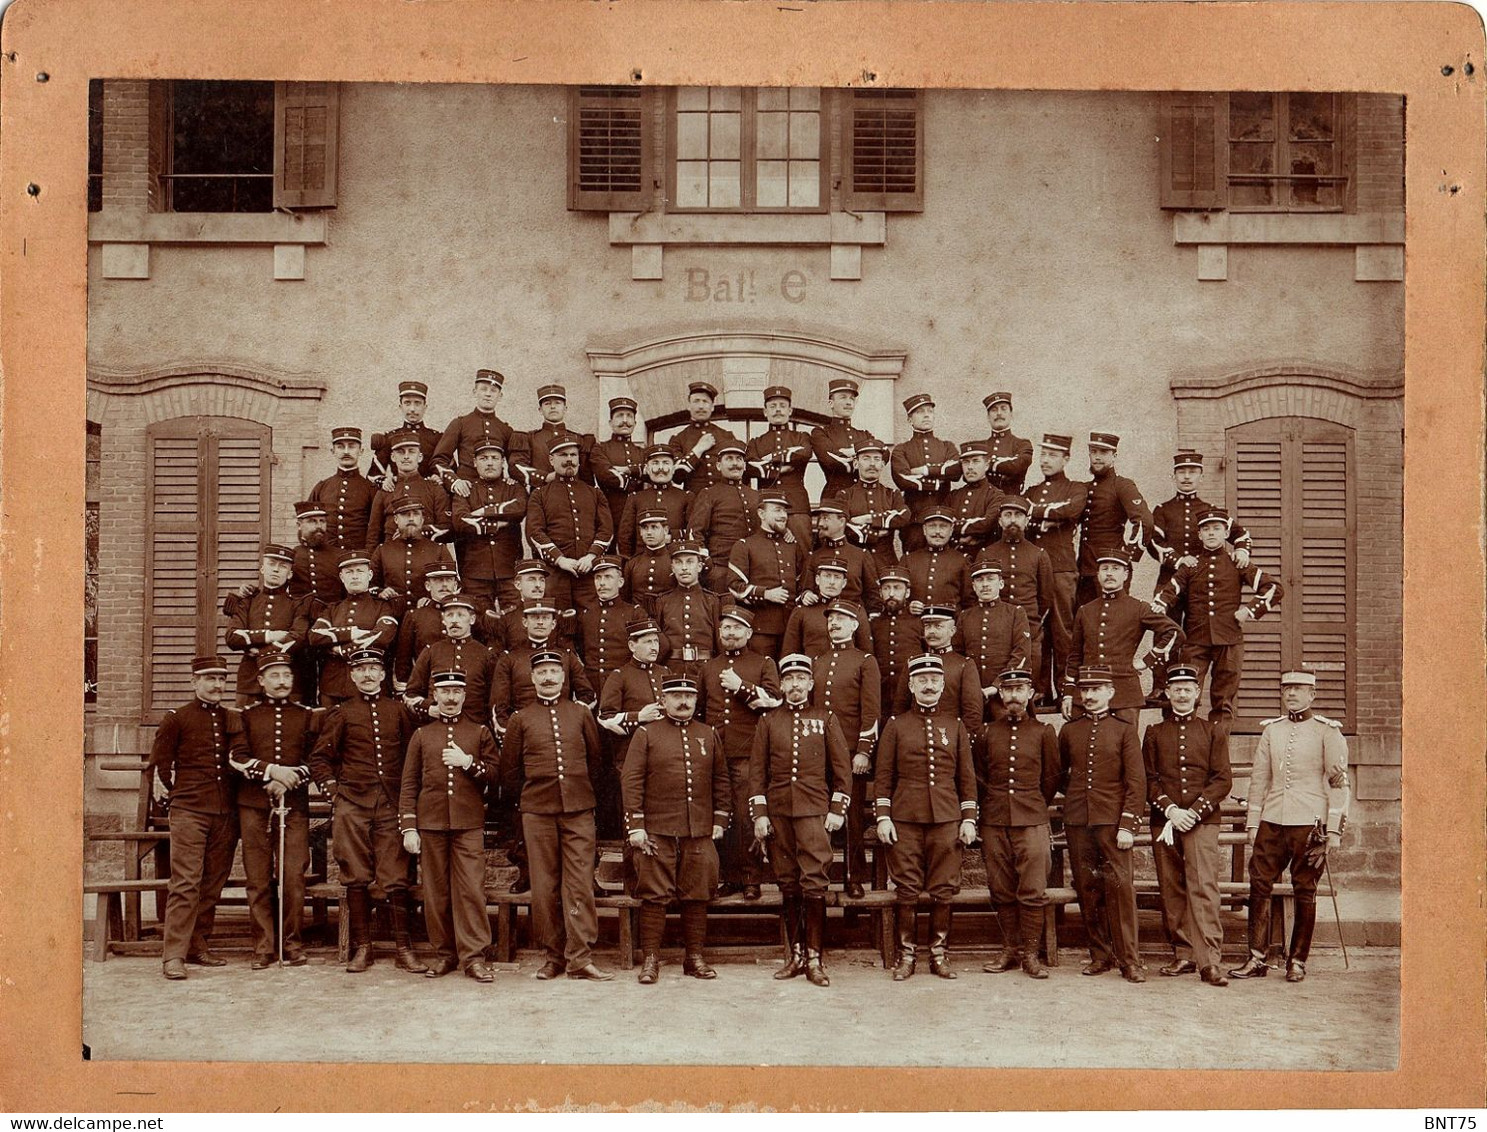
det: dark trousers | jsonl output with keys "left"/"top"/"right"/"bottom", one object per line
{"left": 841, "top": 773, "right": 871, "bottom": 883}
{"left": 161, "top": 806, "right": 239, "bottom": 963}
{"left": 720, "top": 759, "right": 763, "bottom": 886}
{"left": 634, "top": 834, "right": 719, "bottom": 903}
{"left": 1046, "top": 571, "right": 1078, "bottom": 700}
{"left": 770, "top": 814, "right": 834, "bottom": 898}
{"left": 546, "top": 570, "right": 598, "bottom": 617}
{"left": 980, "top": 823, "right": 1052, "bottom": 908}
{"left": 887, "top": 820, "right": 962, "bottom": 904}
{"left": 239, "top": 804, "right": 309, "bottom": 959}
{"left": 332, "top": 793, "right": 411, "bottom": 899}
{"left": 1184, "top": 640, "right": 1244, "bottom": 723}
{"left": 523, "top": 809, "right": 600, "bottom": 969}
{"left": 1153, "top": 820, "right": 1223, "bottom": 968}
{"left": 1066, "top": 823, "right": 1139, "bottom": 967}
{"left": 1247, "top": 821, "right": 1325, "bottom": 961}
{"left": 462, "top": 578, "right": 520, "bottom": 616}
{"left": 591, "top": 734, "right": 625, "bottom": 842}
{"left": 419, "top": 827, "right": 490, "bottom": 967}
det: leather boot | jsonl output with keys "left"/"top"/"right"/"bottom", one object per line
{"left": 1289, "top": 895, "right": 1318, "bottom": 966}
{"left": 803, "top": 896, "right": 830, "bottom": 986}
{"left": 392, "top": 895, "right": 428, "bottom": 974}
{"left": 638, "top": 952, "right": 661, "bottom": 985}
{"left": 680, "top": 901, "right": 716, "bottom": 979}
{"left": 892, "top": 903, "right": 916, "bottom": 981}
{"left": 773, "top": 894, "right": 806, "bottom": 980}
{"left": 346, "top": 887, "right": 373, "bottom": 973}
{"left": 1019, "top": 904, "right": 1049, "bottom": 979}
{"left": 638, "top": 901, "right": 667, "bottom": 979}
{"left": 983, "top": 903, "right": 1022, "bottom": 973}
{"left": 928, "top": 903, "right": 956, "bottom": 979}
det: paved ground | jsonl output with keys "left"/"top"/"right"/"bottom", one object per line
{"left": 83, "top": 945, "right": 1398, "bottom": 1070}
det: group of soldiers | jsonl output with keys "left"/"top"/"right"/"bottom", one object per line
{"left": 146, "top": 370, "right": 1350, "bottom": 988}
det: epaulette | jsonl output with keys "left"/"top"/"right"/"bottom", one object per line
{"left": 1259, "top": 716, "right": 1285, "bottom": 726}
{"left": 1314, "top": 714, "right": 1344, "bottom": 729}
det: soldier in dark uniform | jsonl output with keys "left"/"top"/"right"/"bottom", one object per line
{"left": 431, "top": 369, "right": 516, "bottom": 499}
{"left": 746, "top": 385, "right": 814, "bottom": 547}
{"left": 405, "top": 598, "right": 495, "bottom": 726}
{"left": 1146, "top": 452, "right": 1254, "bottom": 705}
{"left": 399, "top": 669, "right": 499, "bottom": 982}
{"left": 309, "top": 426, "right": 380, "bottom": 551}
{"left": 804, "top": 501, "right": 881, "bottom": 613}
{"left": 891, "top": 393, "right": 962, "bottom": 554}
{"left": 623, "top": 508, "right": 677, "bottom": 617}
{"left": 874, "top": 653, "right": 979, "bottom": 980}
{"left": 749, "top": 654, "right": 852, "bottom": 986}
{"left": 450, "top": 440, "right": 527, "bottom": 614}
{"left": 901, "top": 509, "right": 973, "bottom": 612}
{"left": 578, "top": 555, "right": 647, "bottom": 711}
{"left": 367, "top": 432, "right": 453, "bottom": 546}
{"left": 501, "top": 651, "right": 614, "bottom": 981}
{"left": 981, "top": 391, "right": 1035, "bottom": 497}
{"left": 526, "top": 436, "right": 614, "bottom": 615}
{"left": 689, "top": 440, "right": 759, "bottom": 596}
{"left": 623, "top": 675, "right": 732, "bottom": 983}
{"left": 841, "top": 439, "right": 908, "bottom": 572}
{"left": 671, "top": 381, "right": 738, "bottom": 495}
{"left": 810, "top": 599, "right": 882, "bottom": 898}
{"left": 870, "top": 568, "right": 922, "bottom": 712}
{"left": 975, "top": 667, "right": 1059, "bottom": 979}
{"left": 727, "top": 489, "right": 804, "bottom": 657}
{"left": 288, "top": 500, "right": 342, "bottom": 610}
{"left": 224, "top": 543, "right": 311, "bottom": 706}
{"left": 310, "top": 647, "right": 427, "bottom": 973}
{"left": 975, "top": 497, "right": 1055, "bottom": 694}
{"left": 1062, "top": 548, "right": 1183, "bottom": 723}
{"left": 655, "top": 539, "right": 721, "bottom": 672}
{"left": 698, "top": 608, "right": 780, "bottom": 898}
{"left": 369, "top": 379, "right": 443, "bottom": 484}
{"left": 1230, "top": 671, "right": 1350, "bottom": 983}
{"left": 1025, "top": 434, "right": 1089, "bottom": 705}
{"left": 392, "top": 565, "right": 490, "bottom": 689}
{"left": 1059, "top": 664, "right": 1147, "bottom": 983}
{"left": 617, "top": 445, "right": 691, "bottom": 557}
{"left": 226, "top": 653, "right": 319, "bottom": 968}
{"left": 1153, "top": 508, "right": 1282, "bottom": 733}
{"left": 598, "top": 618, "right": 675, "bottom": 848}
{"left": 370, "top": 498, "right": 455, "bottom": 612}
{"left": 1075, "top": 432, "right": 1154, "bottom": 610}
{"left": 1142, "top": 664, "right": 1232, "bottom": 987}
{"left": 310, "top": 551, "right": 400, "bottom": 708}
{"left": 810, "top": 376, "right": 875, "bottom": 501}
{"left": 511, "top": 383, "right": 596, "bottom": 490}
{"left": 946, "top": 439, "right": 1007, "bottom": 556}
{"left": 782, "top": 556, "right": 875, "bottom": 657}
{"left": 956, "top": 562, "right": 1031, "bottom": 722}
{"left": 590, "top": 396, "right": 647, "bottom": 532}
{"left": 893, "top": 607, "right": 984, "bottom": 728}
{"left": 498, "top": 560, "right": 578, "bottom": 652}
{"left": 148, "top": 656, "right": 239, "bottom": 980}
{"left": 490, "top": 599, "right": 596, "bottom": 733}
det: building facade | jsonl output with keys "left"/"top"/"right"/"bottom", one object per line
{"left": 84, "top": 81, "right": 1404, "bottom": 884}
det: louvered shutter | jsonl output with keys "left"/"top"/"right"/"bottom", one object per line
{"left": 1226, "top": 417, "right": 1354, "bottom": 732}
{"left": 144, "top": 418, "right": 272, "bottom": 719}
{"left": 273, "top": 82, "right": 339, "bottom": 209}
{"left": 1160, "top": 92, "right": 1226, "bottom": 210}
{"left": 568, "top": 86, "right": 655, "bottom": 211}
{"left": 842, "top": 89, "right": 923, "bottom": 212}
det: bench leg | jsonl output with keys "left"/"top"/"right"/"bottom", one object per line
{"left": 1043, "top": 905, "right": 1059, "bottom": 967}
{"left": 91, "top": 892, "right": 119, "bottom": 962}
{"left": 1266, "top": 893, "right": 1288, "bottom": 963}
{"left": 337, "top": 896, "right": 350, "bottom": 964}
{"left": 618, "top": 907, "right": 634, "bottom": 970}
{"left": 877, "top": 907, "right": 894, "bottom": 969}
{"left": 496, "top": 904, "right": 513, "bottom": 963}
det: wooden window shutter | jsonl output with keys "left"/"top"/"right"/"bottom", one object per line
{"left": 1226, "top": 416, "right": 1354, "bottom": 732}
{"left": 1161, "top": 92, "right": 1226, "bottom": 210}
{"left": 568, "top": 86, "right": 655, "bottom": 211}
{"left": 144, "top": 417, "right": 272, "bottom": 720}
{"left": 274, "top": 81, "right": 339, "bottom": 209}
{"left": 842, "top": 89, "right": 923, "bottom": 212}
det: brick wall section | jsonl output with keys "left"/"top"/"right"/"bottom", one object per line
{"left": 101, "top": 81, "right": 151, "bottom": 212}
{"left": 1354, "top": 94, "right": 1406, "bottom": 214}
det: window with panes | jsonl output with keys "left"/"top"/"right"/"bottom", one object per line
{"left": 669, "top": 87, "right": 827, "bottom": 212}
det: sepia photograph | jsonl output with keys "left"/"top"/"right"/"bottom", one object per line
{"left": 77, "top": 76, "right": 1403, "bottom": 1068}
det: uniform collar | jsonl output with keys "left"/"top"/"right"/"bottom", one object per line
{"left": 537, "top": 696, "right": 561, "bottom": 707}
{"left": 1177, "top": 490, "right": 1199, "bottom": 499}
{"left": 1087, "top": 710, "right": 1109, "bottom": 721}
{"left": 724, "top": 648, "right": 745, "bottom": 657}
{"left": 785, "top": 699, "right": 809, "bottom": 712}
{"left": 914, "top": 702, "right": 941, "bottom": 715}
{"left": 195, "top": 698, "right": 222, "bottom": 710}
{"left": 361, "top": 693, "right": 381, "bottom": 703}
{"left": 1093, "top": 466, "right": 1114, "bottom": 481}
{"left": 1288, "top": 709, "right": 1313, "bottom": 722}
{"left": 768, "top": 423, "right": 791, "bottom": 432}
{"left": 1171, "top": 711, "right": 1195, "bottom": 721}
{"left": 988, "top": 428, "right": 1010, "bottom": 438}
{"left": 1099, "top": 590, "right": 1122, "bottom": 600}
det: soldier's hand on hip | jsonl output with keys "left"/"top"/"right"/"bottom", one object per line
{"left": 876, "top": 817, "right": 898, "bottom": 845}
{"left": 712, "top": 825, "right": 725, "bottom": 841}
{"left": 753, "top": 816, "right": 772, "bottom": 841}
{"left": 958, "top": 819, "right": 977, "bottom": 847}
{"left": 451, "top": 479, "right": 473, "bottom": 499}
{"left": 1116, "top": 829, "right": 1135, "bottom": 851}
{"left": 403, "top": 830, "right": 421, "bottom": 855}
{"left": 824, "top": 812, "right": 844, "bottom": 834}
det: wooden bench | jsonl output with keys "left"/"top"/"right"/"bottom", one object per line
{"left": 85, "top": 879, "right": 169, "bottom": 962}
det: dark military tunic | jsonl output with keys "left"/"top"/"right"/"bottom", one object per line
{"left": 870, "top": 609, "right": 923, "bottom": 711}
{"left": 745, "top": 423, "right": 814, "bottom": 516}
{"left": 983, "top": 429, "right": 1035, "bottom": 496}
{"left": 312, "top": 594, "right": 400, "bottom": 701}
{"left": 406, "top": 636, "right": 496, "bottom": 724}
{"left": 892, "top": 646, "right": 984, "bottom": 728}
{"left": 617, "top": 484, "right": 692, "bottom": 557}
{"left": 370, "top": 421, "right": 443, "bottom": 482}
{"left": 432, "top": 409, "right": 516, "bottom": 485}
{"left": 451, "top": 478, "right": 527, "bottom": 593}
{"left": 804, "top": 537, "right": 882, "bottom": 613}
{"left": 623, "top": 544, "right": 676, "bottom": 616}
{"left": 946, "top": 478, "right": 1007, "bottom": 554}
{"left": 1058, "top": 713, "right": 1144, "bottom": 833}
{"left": 224, "top": 585, "right": 312, "bottom": 698}
{"left": 290, "top": 543, "right": 343, "bottom": 609}
{"left": 840, "top": 480, "right": 909, "bottom": 570}
{"left": 655, "top": 583, "right": 721, "bottom": 663}
{"left": 781, "top": 604, "right": 875, "bottom": 659}
{"left": 1077, "top": 467, "right": 1154, "bottom": 578}
{"left": 689, "top": 479, "right": 760, "bottom": 589}
{"left": 149, "top": 699, "right": 237, "bottom": 816}
{"left": 810, "top": 419, "right": 876, "bottom": 500}
{"left": 598, "top": 660, "right": 674, "bottom": 740}
{"left": 590, "top": 435, "right": 648, "bottom": 529}
{"left": 955, "top": 601, "right": 1031, "bottom": 691}
{"left": 309, "top": 468, "right": 379, "bottom": 551}
{"left": 901, "top": 545, "right": 973, "bottom": 609}
{"left": 975, "top": 714, "right": 1059, "bottom": 826}
{"left": 1064, "top": 592, "right": 1184, "bottom": 712}
{"left": 367, "top": 474, "right": 452, "bottom": 546}
{"left": 727, "top": 528, "right": 804, "bottom": 638}
{"left": 1025, "top": 472, "right": 1090, "bottom": 576}
{"left": 511, "top": 422, "right": 597, "bottom": 489}
{"left": 890, "top": 431, "right": 962, "bottom": 527}
{"left": 490, "top": 641, "right": 596, "bottom": 730}
{"left": 577, "top": 596, "right": 649, "bottom": 697}
{"left": 370, "top": 536, "right": 455, "bottom": 607}
{"left": 1149, "top": 492, "right": 1253, "bottom": 589}
{"left": 671, "top": 421, "right": 740, "bottom": 495}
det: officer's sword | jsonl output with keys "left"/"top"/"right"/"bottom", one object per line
{"left": 1323, "top": 852, "right": 1350, "bottom": 969}
{"left": 272, "top": 794, "right": 289, "bottom": 968}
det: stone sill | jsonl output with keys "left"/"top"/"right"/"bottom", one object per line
{"left": 88, "top": 209, "right": 328, "bottom": 246}
{"left": 607, "top": 210, "right": 887, "bottom": 281}
{"left": 1172, "top": 211, "right": 1405, "bottom": 282}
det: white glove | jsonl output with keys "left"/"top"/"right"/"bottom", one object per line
{"left": 824, "top": 812, "right": 844, "bottom": 834}
{"left": 876, "top": 816, "right": 898, "bottom": 845}
{"left": 958, "top": 819, "right": 976, "bottom": 847}
{"left": 1156, "top": 821, "right": 1175, "bottom": 846}
{"left": 754, "top": 816, "right": 772, "bottom": 841}
{"left": 403, "top": 830, "right": 421, "bottom": 855}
